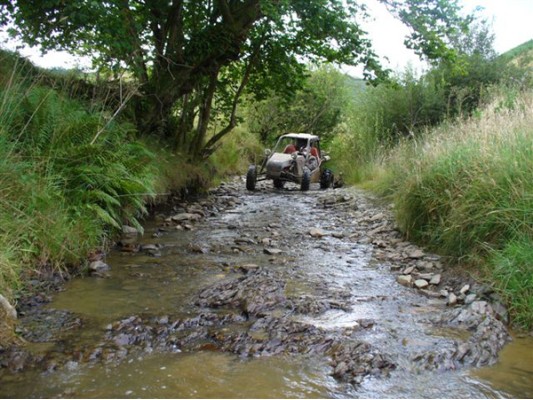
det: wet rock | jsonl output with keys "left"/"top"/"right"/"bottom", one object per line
{"left": 122, "top": 225, "right": 139, "bottom": 235}
{"left": 120, "top": 238, "right": 142, "bottom": 252}
{"left": 309, "top": 228, "right": 326, "bottom": 238}
{"left": 419, "top": 289, "right": 443, "bottom": 299}
{"left": 0, "top": 294, "right": 17, "bottom": 320}
{"left": 465, "top": 294, "right": 477, "bottom": 305}
{"left": 170, "top": 213, "right": 202, "bottom": 223}
{"left": 89, "top": 261, "right": 110, "bottom": 274}
{"left": 235, "top": 237, "right": 256, "bottom": 245}
{"left": 491, "top": 301, "right": 509, "bottom": 325}
{"left": 369, "top": 213, "right": 385, "bottom": 222}
{"left": 430, "top": 274, "right": 441, "bottom": 285}
{"left": 447, "top": 293, "right": 458, "bottom": 306}
{"left": 196, "top": 269, "right": 286, "bottom": 317}
{"left": 263, "top": 248, "right": 283, "bottom": 255}
{"left": 403, "top": 266, "right": 416, "bottom": 275}
{"left": 414, "top": 279, "right": 429, "bottom": 289}
{"left": 397, "top": 275, "right": 412, "bottom": 287}
{"left": 238, "top": 264, "right": 260, "bottom": 273}
{"left": 437, "top": 301, "right": 512, "bottom": 368}
{"left": 189, "top": 244, "right": 209, "bottom": 254}
{"left": 460, "top": 284, "right": 470, "bottom": 295}
{"left": 408, "top": 249, "right": 425, "bottom": 259}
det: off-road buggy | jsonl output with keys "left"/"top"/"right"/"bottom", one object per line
{"left": 246, "top": 133, "right": 334, "bottom": 191}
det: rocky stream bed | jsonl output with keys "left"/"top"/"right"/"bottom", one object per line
{"left": 0, "top": 177, "right": 531, "bottom": 398}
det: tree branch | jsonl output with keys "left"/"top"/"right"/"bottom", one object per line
{"left": 202, "top": 35, "right": 265, "bottom": 156}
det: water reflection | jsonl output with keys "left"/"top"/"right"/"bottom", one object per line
{"left": 472, "top": 335, "right": 533, "bottom": 398}
{"left": 2, "top": 352, "right": 342, "bottom": 398}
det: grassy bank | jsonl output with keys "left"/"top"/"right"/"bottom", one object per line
{"left": 0, "top": 51, "right": 261, "bottom": 309}
{"left": 368, "top": 88, "right": 532, "bottom": 329}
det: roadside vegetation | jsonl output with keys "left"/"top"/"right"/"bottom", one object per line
{"left": 325, "top": 31, "right": 533, "bottom": 329}
{"left": 370, "top": 89, "right": 532, "bottom": 329}
{"left": 0, "top": 50, "right": 260, "bottom": 305}
{"left": 0, "top": 0, "right": 531, "bottom": 334}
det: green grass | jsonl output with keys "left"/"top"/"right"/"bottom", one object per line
{"left": 367, "top": 87, "right": 533, "bottom": 329}
{"left": 0, "top": 51, "right": 265, "bottom": 308}
{"left": 0, "top": 56, "right": 157, "bottom": 304}
{"left": 488, "top": 235, "right": 533, "bottom": 330}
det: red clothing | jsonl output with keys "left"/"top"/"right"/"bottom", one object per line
{"left": 284, "top": 144, "right": 297, "bottom": 154}
{"left": 310, "top": 147, "right": 319, "bottom": 158}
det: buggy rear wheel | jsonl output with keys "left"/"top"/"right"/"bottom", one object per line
{"left": 320, "top": 169, "right": 334, "bottom": 189}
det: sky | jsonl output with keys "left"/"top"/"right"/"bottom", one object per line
{"left": 1, "top": 0, "right": 532, "bottom": 74}
{"left": 344, "top": 0, "right": 533, "bottom": 76}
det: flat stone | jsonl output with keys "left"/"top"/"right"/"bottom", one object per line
{"left": 263, "top": 248, "right": 283, "bottom": 255}
{"left": 465, "top": 293, "right": 477, "bottom": 305}
{"left": 448, "top": 293, "right": 458, "bottom": 306}
{"left": 408, "top": 249, "right": 425, "bottom": 259}
{"left": 0, "top": 294, "right": 17, "bottom": 320}
{"left": 171, "top": 213, "right": 202, "bottom": 222}
{"left": 414, "top": 279, "right": 429, "bottom": 289}
{"left": 122, "top": 225, "right": 139, "bottom": 235}
{"left": 309, "top": 228, "right": 326, "bottom": 238}
{"left": 403, "top": 266, "right": 416, "bottom": 275}
{"left": 397, "top": 275, "right": 412, "bottom": 287}
{"left": 89, "top": 260, "right": 110, "bottom": 273}
{"left": 369, "top": 213, "right": 385, "bottom": 222}
{"left": 235, "top": 237, "right": 255, "bottom": 245}
{"left": 419, "top": 289, "right": 443, "bottom": 298}
{"left": 239, "top": 264, "right": 259, "bottom": 273}
{"left": 460, "top": 284, "right": 470, "bottom": 295}
{"left": 430, "top": 274, "right": 441, "bottom": 285}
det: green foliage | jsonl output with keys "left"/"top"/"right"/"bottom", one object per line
{"left": 0, "top": 61, "right": 156, "bottom": 301}
{"left": 210, "top": 127, "right": 263, "bottom": 177}
{"left": 368, "top": 88, "right": 533, "bottom": 328}
{"left": 499, "top": 39, "right": 533, "bottom": 65}
{"left": 488, "top": 235, "right": 533, "bottom": 330}
{"left": 381, "top": 0, "right": 473, "bottom": 67}
{"left": 247, "top": 65, "right": 351, "bottom": 143}
{"left": 1, "top": 0, "right": 387, "bottom": 157}
{"left": 330, "top": 67, "right": 447, "bottom": 184}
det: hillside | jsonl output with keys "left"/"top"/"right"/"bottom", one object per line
{"left": 499, "top": 39, "right": 533, "bottom": 68}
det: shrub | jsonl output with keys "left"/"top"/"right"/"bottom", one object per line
{"left": 369, "top": 87, "right": 533, "bottom": 328}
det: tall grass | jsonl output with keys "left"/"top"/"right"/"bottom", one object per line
{"left": 0, "top": 51, "right": 264, "bottom": 305}
{"left": 0, "top": 56, "right": 156, "bottom": 302}
{"left": 209, "top": 126, "right": 263, "bottom": 178}
{"left": 370, "top": 87, "right": 533, "bottom": 329}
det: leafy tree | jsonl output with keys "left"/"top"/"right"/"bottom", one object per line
{"left": 0, "top": 0, "right": 386, "bottom": 158}
{"left": 380, "top": 0, "right": 473, "bottom": 68}
{"left": 428, "top": 18, "right": 509, "bottom": 116}
{"left": 247, "top": 65, "right": 350, "bottom": 144}
{"left": 0, "top": 0, "right": 473, "bottom": 159}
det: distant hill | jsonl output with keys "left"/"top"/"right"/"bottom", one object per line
{"left": 498, "top": 39, "right": 533, "bottom": 68}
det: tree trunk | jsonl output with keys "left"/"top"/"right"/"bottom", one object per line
{"left": 188, "top": 66, "right": 220, "bottom": 159}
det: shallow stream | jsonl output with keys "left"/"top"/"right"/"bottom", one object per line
{"left": 1, "top": 181, "right": 531, "bottom": 398}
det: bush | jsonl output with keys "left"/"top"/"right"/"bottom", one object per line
{"left": 488, "top": 236, "right": 533, "bottom": 330}
{"left": 369, "top": 87, "right": 533, "bottom": 328}
{"left": 0, "top": 63, "right": 156, "bottom": 301}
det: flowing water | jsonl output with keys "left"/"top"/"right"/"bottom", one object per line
{"left": 1, "top": 182, "right": 531, "bottom": 398}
